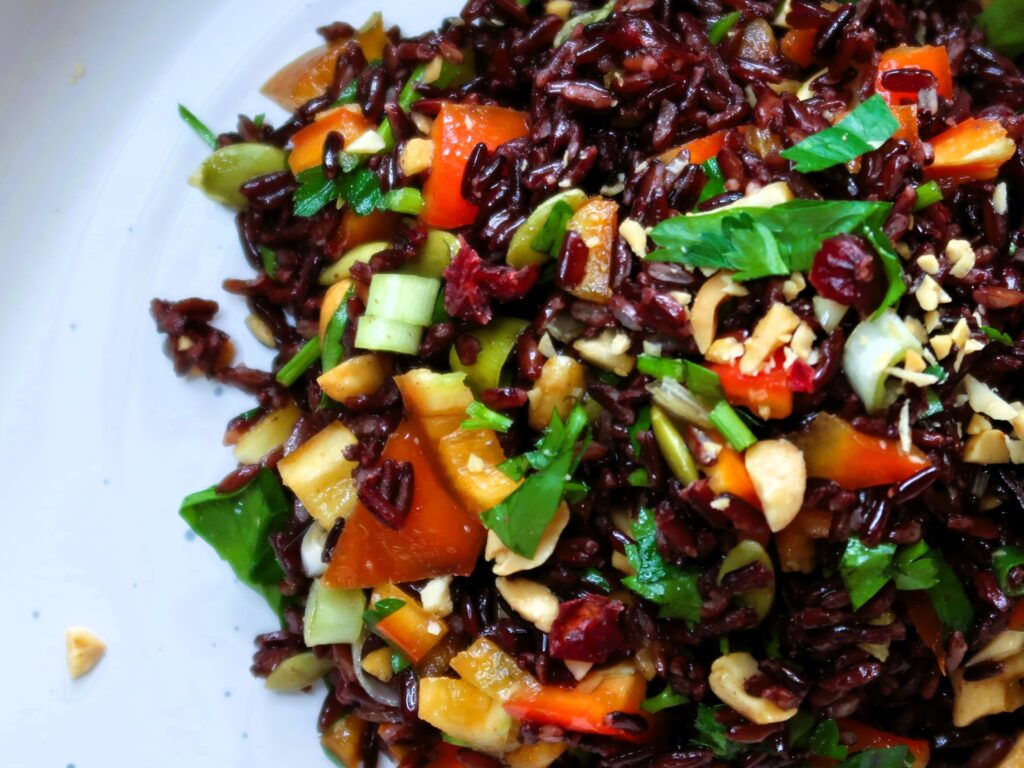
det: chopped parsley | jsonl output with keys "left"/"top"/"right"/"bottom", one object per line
{"left": 293, "top": 164, "right": 383, "bottom": 218}
{"left": 461, "top": 401, "right": 514, "bottom": 433}
{"left": 258, "top": 245, "right": 279, "bottom": 279}
{"left": 697, "top": 157, "right": 727, "bottom": 204}
{"left": 978, "top": 0, "right": 1024, "bottom": 58}
{"left": 809, "top": 719, "right": 849, "bottom": 761}
{"left": 363, "top": 598, "right": 406, "bottom": 625}
{"left": 623, "top": 507, "right": 702, "bottom": 622}
{"left": 780, "top": 94, "right": 900, "bottom": 174}
{"left": 641, "top": 686, "right": 689, "bottom": 713}
{"left": 981, "top": 325, "right": 1014, "bottom": 346}
{"left": 707, "top": 11, "right": 742, "bottom": 45}
{"left": 836, "top": 747, "right": 913, "bottom": 768}
{"left": 693, "top": 704, "right": 744, "bottom": 759}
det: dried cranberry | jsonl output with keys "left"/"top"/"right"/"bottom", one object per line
{"left": 548, "top": 594, "right": 626, "bottom": 663}
{"left": 444, "top": 238, "right": 539, "bottom": 324}
{"left": 809, "top": 234, "right": 883, "bottom": 312}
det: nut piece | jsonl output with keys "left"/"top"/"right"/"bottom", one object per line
{"left": 419, "top": 576, "right": 454, "bottom": 616}
{"left": 527, "top": 355, "right": 586, "bottom": 431}
{"left": 400, "top": 138, "right": 435, "bottom": 176}
{"left": 361, "top": 647, "right": 395, "bottom": 682}
{"left": 740, "top": 303, "right": 801, "bottom": 374}
{"left": 945, "top": 239, "right": 976, "bottom": 279}
{"left": 574, "top": 328, "right": 635, "bottom": 377}
{"left": 691, "top": 273, "right": 748, "bottom": 354}
{"left": 66, "top": 627, "right": 106, "bottom": 679}
{"left": 487, "top": 503, "right": 570, "bottom": 576}
{"left": 618, "top": 218, "right": 648, "bottom": 258}
{"left": 964, "top": 375, "right": 1018, "bottom": 422}
{"left": 967, "top": 630, "right": 1024, "bottom": 668}
{"left": 951, "top": 648, "right": 1024, "bottom": 727}
{"left": 495, "top": 577, "right": 560, "bottom": 633}
{"left": 744, "top": 440, "right": 806, "bottom": 532}
{"left": 964, "top": 429, "right": 1011, "bottom": 465}
{"left": 709, "top": 652, "right": 799, "bottom": 725}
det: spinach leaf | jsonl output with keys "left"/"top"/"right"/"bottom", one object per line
{"left": 179, "top": 469, "right": 290, "bottom": 615}
{"left": 780, "top": 94, "right": 900, "bottom": 173}
{"left": 926, "top": 552, "right": 974, "bottom": 635}
{"left": 623, "top": 507, "right": 702, "bottom": 622}
{"left": 810, "top": 719, "right": 849, "bottom": 760}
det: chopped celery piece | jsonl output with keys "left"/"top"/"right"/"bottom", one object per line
{"left": 319, "top": 241, "right": 390, "bottom": 286}
{"left": 354, "top": 315, "right": 424, "bottom": 354}
{"left": 188, "top": 143, "right": 288, "bottom": 208}
{"left": 303, "top": 578, "right": 365, "bottom": 647}
{"left": 507, "top": 189, "right": 588, "bottom": 267}
{"left": 842, "top": 311, "right": 922, "bottom": 413}
{"left": 264, "top": 651, "right": 334, "bottom": 691}
{"left": 364, "top": 273, "right": 441, "bottom": 326}
{"left": 400, "top": 229, "right": 458, "bottom": 279}
{"left": 450, "top": 317, "right": 529, "bottom": 393}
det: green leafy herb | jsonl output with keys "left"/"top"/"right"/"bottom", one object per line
{"left": 531, "top": 200, "right": 576, "bottom": 259}
{"left": 331, "top": 80, "right": 359, "bottom": 107}
{"left": 927, "top": 551, "right": 974, "bottom": 635}
{"left": 649, "top": 199, "right": 905, "bottom": 314}
{"left": 981, "top": 325, "right": 1014, "bottom": 346}
{"left": 810, "top": 719, "right": 849, "bottom": 760}
{"left": 363, "top": 597, "right": 406, "bottom": 625}
{"left": 391, "top": 651, "right": 411, "bottom": 674}
{"left": 582, "top": 568, "right": 612, "bottom": 593}
{"left": 322, "top": 285, "right": 356, "bottom": 374}
{"left": 922, "top": 389, "right": 944, "bottom": 418}
{"left": 780, "top": 94, "right": 900, "bottom": 173}
{"left": 978, "top": 0, "right": 1024, "bottom": 58}
{"left": 276, "top": 336, "right": 322, "bottom": 386}
{"left": 840, "top": 538, "right": 940, "bottom": 609}
{"left": 836, "top": 747, "right": 913, "bottom": 768}
{"left": 638, "top": 354, "right": 685, "bottom": 380}
{"left": 709, "top": 401, "right": 757, "bottom": 451}
{"left": 628, "top": 406, "right": 652, "bottom": 459}
{"left": 178, "top": 104, "right": 218, "bottom": 149}
{"left": 892, "top": 540, "right": 940, "bottom": 591}
{"left": 641, "top": 686, "right": 689, "bottom": 713}
{"left": 382, "top": 187, "right": 424, "bottom": 215}
{"left": 482, "top": 406, "right": 590, "bottom": 558}
{"left": 994, "top": 546, "right": 1024, "bottom": 597}
{"left": 623, "top": 507, "right": 702, "bottom": 622}
{"left": 693, "top": 705, "right": 743, "bottom": 760}
{"left": 708, "top": 11, "right": 742, "bottom": 45}
{"left": 258, "top": 245, "right": 279, "bottom": 279}
{"left": 912, "top": 181, "right": 943, "bottom": 212}
{"left": 337, "top": 168, "right": 384, "bottom": 216}
{"left": 462, "top": 401, "right": 514, "bottom": 433}
{"left": 627, "top": 468, "right": 649, "bottom": 487}
{"left": 697, "top": 157, "right": 727, "bottom": 205}
{"left": 179, "top": 470, "right": 290, "bottom": 614}
{"left": 294, "top": 166, "right": 339, "bottom": 218}
{"left": 253, "top": 113, "right": 266, "bottom": 128}
{"left": 924, "top": 363, "right": 948, "bottom": 383}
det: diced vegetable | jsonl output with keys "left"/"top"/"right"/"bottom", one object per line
{"left": 439, "top": 428, "right": 520, "bottom": 513}
{"left": 708, "top": 353, "right": 805, "bottom": 420}
{"left": 370, "top": 584, "right": 448, "bottom": 663}
{"left": 926, "top": 118, "right": 1017, "bottom": 182}
{"left": 320, "top": 241, "right": 389, "bottom": 286}
{"left": 780, "top": 95, "right": 899, "bottom": 174}
{"left": 400, "top": 229, "right": 459, "bottom": 279}
{"left": 780, "top": 28, "right": 815, "bottom": 67}
{"left": 450, "top": 317, "right": 529, "bottom": 393}
{"left": 651, "top": 405, "right": 699, "bottom": 484}
{"left": 334, "top": 209, "right": 398, "bottom": 255}
{"left": 288, "top": 107, "right": 376, "bottom": 174}
{"left": 553, "top": 0, "right": 616, "bottom": 47}
{"left": 420, "top": 103, "right": 530, "bottom": 229}
{"left": 276, "top": 336, "right": 322, "bottom": 386}
{"left": 304, "top": 578, "right": 365, "bottom": 647}
{"left": 564, "top": 197, "right": 618, "bottom": 304}
{"left": 178, "top": 104, "right": 217, "bottom": 149}
{"left": 318, "top": 354, "right": 390, "bottom": 401}
{"left": 708, "top": 401, "right": 757, "bottom": 452}
{"left": 659, "top": 130, "right": 728, "bottom": 165}
{"left": 913, "top": 180, "right": 943, "bottom": 211}
{"left": 354, "top": 315, "right": 424, "bottom": 355}
{"left": 875, "top": 45, "right": 953, "bottom": 105}
{"left": 890, "top": 104, "right": 920, "bottom": 143}
{"left": 265, "top": 652, "right": 334, "bottom": 692}
{"left": 836, "top": 719, "right": 931, "bottom": 768}
{"left": 321, "top": 715, "right": 368, "bottom": 768}
{"left": 364, "top": 273, "right": 441, "bottom": 327}
{"left": 507, "top": 189, "right": 589, "bottom": 267}
{"left": 705, "top": 444, "right": 761, "bottom": 509}
{"left": 842, "top": 311, "right": 923, "bottom": 413}
{"left": 450, "top": 638, "right": 537, "bottom": 703}
{"left": 793, "top": 413, "right": 930, "bottom": 489}
{"left": 419, "top": 677, "right": 520, "bottom": 752}
{"left": 189, "top": 143, "right": 288, "bottom": 207}
{"left": 232, "top": 403, "right": 301, "bottom": 464}
{"left": 277, "top": 422, "right": 360, "bottom": 529}
{"left": 324, "top": 420, "right": 486, "bottom": 588}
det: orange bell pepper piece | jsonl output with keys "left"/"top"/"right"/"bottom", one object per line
{"left": 774, "top": 508, "right": 833, "bottom": 573}
{"left": 876, "top": 45, "right": 953, "bottom": 105}
{"left": 890, "top": 104, "right": 920, "bottom": 143}
{"left": 564, "top": 197, "right": 618, "bottom": 305}
{"left": 902, "top": 591, "right": 947, "bottom": 673}
{"left": 332, "top": 209, "right": 398, "bottom": 255}
{"left": 370, "top": 584, "right": 448, "bottom": 663}
{"left": 324, "top": 420, "right": 486, "bottom": 588}
{"left": 926, "top": 117, "right": 1017, "bottom": 182}
{"left": 706, "top": 446, "right": 761, "bottom": 509}
{"left": 837, "top": 719, "right": 930, "bottom": 768}
{"left": 321, "top": 715, "right": 368, "bottom": 768}
{"left": 781, "top": 28, "right": 816, "bottom": 68}
{"left": 504, "top": 671, "right": 648, "bottom": 739}
{"left": 289, "top": 107, "right": 376, "bottom": 175}
{"left": 421, "top": 103, "right": 530, "bottom": 229}
{"left": 659, "top": 130, "right": 727, "bottom": 165}
{"left": 794, "top": 413, "right": 930, "bottom": 490}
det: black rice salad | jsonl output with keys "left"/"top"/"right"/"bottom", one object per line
{"left": 153, "top": 1, "right": 1024, "bottom": 766}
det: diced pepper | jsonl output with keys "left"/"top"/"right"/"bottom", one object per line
{"left": 450, "top": 638, "right": 537, "bottom": 703}
{"left": 419, "top": 677, "right": 520, "bottom": 752}
{"left": 438, "top": 428, "right": 520, "bottom": 514}
{"left": 322, "top": 715, "right": 368, "bottom": 768}
{"left": 565, "top": 197, "right": 618, "bottom": 304}
{"left": 331, "top": 209, "right": 398, "bottom": 256}
{"left": 836, "top": 719, "right": 931, "bottom": 768}
{"left": 503, "top": 669, "right": 649, "bottom": 740}
{"left": 875, "top": 45, "right": 953, "bottom": 105}
{"left": 424, "top": 744, "right": 463, "bottom": 768}
{"left": 926, "top": 117, "right": 1017, "bottom": 182}
{"left": 370, "top": 584, "right": 448, "bottom": 663}
{"left": 278, "top": 421, "right": 360, "bottom": 529}
{"left": 659, "top": 130, "right": 728, "bottom": 165}
{"left": 324, "top": 420, "right": 486, "bottom": 588}
{"left": 289, "top": 107, "right": 376, "bottom": 174}
{"left": 774, "top": 508, "right": 833, "bottom": 574}
{"left": 356, "top": 14, "right": 388, "bottom": 61}
{"left": 891, "top": 104, "right": 920, "bottom": 143}
{"left": 902, "top": 590, "right": 947, "bottom": 673}
{"left": 708, "top": 352, "right": 812, "bottom": 420}
{"left": 394, "top": 369, "right": 475, "bottom": 444}
{"left": 420, "top": 103, "right": 530, "bottom": 229}
{"left": 780, "top": 28, "right": 816, "bottom": 68}
{"left": 793, "top": 413, "right": 930, "bottom": 490}
{"left": 704, "top": 445, "right": 761, "bottom": 509}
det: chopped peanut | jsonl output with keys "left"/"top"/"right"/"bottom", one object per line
{"left": 495, "top": 577, "right": 560, "bottom": 633}
{"left": 709, "top": 653, "right": 799, "bottom": 725}
{"left": 66, "top": 627, "right": 106, "bottom": 679}
{"left": 744, "top": 440, "right": 806, "bottom": 532}
{"left": 527, "top": 356, "right": 586, "bottom": 431}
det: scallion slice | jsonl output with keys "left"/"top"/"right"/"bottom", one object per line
{"left": 354, "top": 315, "right": 424, "bottom": 355}
{"left": 708, "top": 401, "right": 757, "bottom": 451}
{"left": 364, "top": 273, "right": 441, "bottom": 327}
{"left": 276, "top": 336, "right": 322, "bottom": 386}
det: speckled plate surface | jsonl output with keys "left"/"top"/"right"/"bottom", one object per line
{"left": 0, "top": 1, "right": 458, "bottom": 765}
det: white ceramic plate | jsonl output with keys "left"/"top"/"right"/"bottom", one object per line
{"left": 0, "top": 1, "right": 459, "bottom": 765}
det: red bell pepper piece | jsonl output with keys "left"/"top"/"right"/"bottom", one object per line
{"left": 323, "top": 421, "right": 486, "bottom": 588}
{"left": 421, "top": 103, "right": 530, "bottom": 229}
{"left": 794, "top": 413, "right": 930, "bottom": 490}
{"left": 837, "top": 719, "right": 930, "bottom": 768}
{"left": 503, "top": 672, "right": 649, "bottom": 740}
{"left": 659, "top": 130, "right": 727, "bottom": 165}
{"left": 708, "top": 350, "right": 813, "bottom": 420}
{"left": 875, "top": 45, "right": 953, "bottom": 105}
{"left": 902, "top": 591, "right": 947, "bottom": 673}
